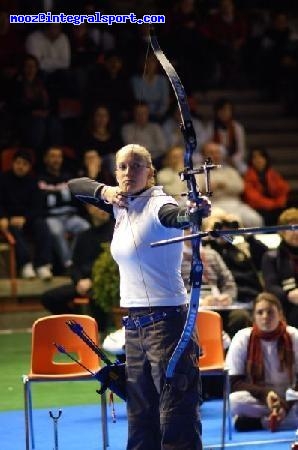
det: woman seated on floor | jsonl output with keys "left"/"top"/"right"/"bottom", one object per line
{"left": 226, "top": 292, "right": 298, "bottom": 431}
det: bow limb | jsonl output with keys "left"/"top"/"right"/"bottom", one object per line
{"left": 150, "top": 28, "right": 204, "bottom": 380}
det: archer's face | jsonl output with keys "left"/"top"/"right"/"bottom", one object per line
{"left": 115, "top": 151, "right": 153, "bottom": 194}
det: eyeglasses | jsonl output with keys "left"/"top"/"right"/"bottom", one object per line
{"left": 116, "top": 162, "right": 150, "bottom": 171}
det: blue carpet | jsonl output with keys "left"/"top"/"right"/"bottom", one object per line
{"left": 0, "top": 400, "right": 295, "bottom": 450}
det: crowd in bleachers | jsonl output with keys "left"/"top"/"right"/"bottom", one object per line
{"left": 0, "top": 0, "right": 297, "bottom": 278}
{"left": 0, "top": 0, "right": 298, "bottom": 435}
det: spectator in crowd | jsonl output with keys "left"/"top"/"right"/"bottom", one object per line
{"left": 204, "top": 98, "right": 247, "bottom": 174}
{"left": 77, "top": 148, "right": 115, "bottom": 186}
{"left": 25, "top": 23, "right": 71, "bottom": 74}
{"left": 74, "top": 148, "right": 115, "bottom": 224}
{"left": 41, "top": 207, "right": 113, "bottom": 319}
{"left": 244, "top": 148, "right": 290, "bottom": 225}
{"left": 130, "top": 53, "right": 170, "bottom": 121}
{"left": 197, "top": 142, "right": 263, "bottom": 227}
{"left": 162, "top": 105, "right": 205, "bottom": 157}
{"left": 38, "top": 146, "right": 90, "bottom": 273}
{"left": 203, "top": 209, "right": 267, "bottom": 305}
{"left": 11, "top": 54, "right": 63, "bottom": 153}
{"left": 182, "top": 237, "right": 251, "bottom": 339}
{"left": 0, "top": 149, "right": 53, "bottom": 280}
{"left": 25, "top": 23, "right": 71, "bottom": 101}
{"left": 226, "top": 292, "right": 298, "bottom": 431}
{"left": 80, "top": 104, "right": 123, "bottom": 170}
{"left": 156, "top": 146, "right": 187, "bottom": 205}
{"left": 121, "top": 102, "right": 167, "bottom": 169}
{"left": 85, "top": 51, "right": 133, "bottom": 125}
{"left": 262, "top": 207, "right": 298, "bottom": 328}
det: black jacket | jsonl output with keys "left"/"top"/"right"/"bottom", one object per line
{"left": 0, "top": 170, "right": 44, "bottom": 221}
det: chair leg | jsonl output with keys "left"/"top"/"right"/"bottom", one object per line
{"left": 100, "top": 392, "right": 108, "bottom": 449}
{"left": 221, "top": 372, "right": 227, "bottom": 450}
{"left": 226, "top": 374, "right": 232, "bottom": 440}
{"left": 28, "top": 382, "right": 35, "bottom": 449}
{"left": 23, "top": 377, "right": 30, "bottom": 450}
{"left": 221, "top": 369, "right": 232, "bottom": 449}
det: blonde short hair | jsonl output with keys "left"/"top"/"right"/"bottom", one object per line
{"left": 115, "top": 144, "right": 155, "bottom": 187}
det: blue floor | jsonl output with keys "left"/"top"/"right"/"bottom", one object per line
{"left": 0, "top": 400, "right": 295, "bottom": 450}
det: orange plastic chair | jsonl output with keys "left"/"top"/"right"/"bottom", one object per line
{"left": 197, "top": 310, "right": 232, "bottom": 449}
{"left": 22, "top": 314, "right": 108, "bottom": 450}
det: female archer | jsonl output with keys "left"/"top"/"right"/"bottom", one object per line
{"left": 69, "top": 143, "right": 210, "bottom": 450}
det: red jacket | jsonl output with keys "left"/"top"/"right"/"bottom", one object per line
{"left": 243, "top": 167, "right": 290, "bottom": 210}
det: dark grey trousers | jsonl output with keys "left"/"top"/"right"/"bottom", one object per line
{"left": 125, "top": 307, "right": 202, "bottom": 450}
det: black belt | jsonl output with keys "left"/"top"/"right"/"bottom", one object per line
{"left": 122, "top": 305, "right": 187, "bottom": 330}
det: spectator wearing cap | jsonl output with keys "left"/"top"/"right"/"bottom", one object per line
{"left": 0, "top": 150, "right": 53, "bottom": 280}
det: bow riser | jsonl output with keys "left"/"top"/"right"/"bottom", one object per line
{"left": 150, "top": 28, "right": 203, "bottom": 380}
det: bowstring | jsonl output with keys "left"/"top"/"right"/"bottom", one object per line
{"left": 124, "top": 31, "right": 154, "bottom": 313}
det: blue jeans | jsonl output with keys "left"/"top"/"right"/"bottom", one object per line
{"left": 125, "top": 306, "right": 202, "bottom": 450}
{"left": 46, "top": 214, "right": 89, "bottom": 266}
{"left": 10, "top": 218, "right": 52, "bottom": 268}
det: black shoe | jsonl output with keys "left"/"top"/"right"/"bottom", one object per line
{"left": 234, "top": 416, "right": 263, "bottom": 432}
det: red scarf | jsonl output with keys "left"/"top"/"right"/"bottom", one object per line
{"left": 246, "top": 321, "right": 294, "bottom": 384}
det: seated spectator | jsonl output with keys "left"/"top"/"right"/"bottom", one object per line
{"left": 156, "top": 146, "right": 187, "bottom": 205}
{"left": 197, "top": 142, "right": 263, "bottom": 227}
{"left": 41, "top": 207, "right": 113, "bottom": 323}
{"left": 262, "top": 207, "right": 298, "bottom": 328}
{"left": 130, "top": 53, "right": 170, "bottom": 122}
{"left": 244, "top": 148, "right": 290, "bottom": 225}
{"left": 77, "top": 148, "right": 115, "bottom": 186}
{"left": 25, "top": 23, "right": 71, "bottom": 102}
{"left": 121, "top": 102, "right": 166, "bottom": 169}
{"left": 85, "top": 51, "right": 133, "bottom": 125}
{"left": 38, "top": 146, "right": 90, "bottom": 273}
{"left": 162, "top": 105, "right": 205, "bottom": 157}
{"left": 11, "top": 54, "right": 63, "bottom": 153}
{"left": 203, "top": 98, "right": 247, "bottom": 174}
{"left": 182, "top": 238, "right": 251, "bottom": 339}
{"left": 226, "top": 292, "right": 298, "bottom": 431}
{"left": 80, "top": 104, "right": 123, "bottom": 171}
{"left": 0, "top": 150, "right": 53, "bottom": 280}
{"left": 25, "top": 24, "right": 71, "bottom": 74}
{"left": 203, "top": 209, "right": 267, "bottom": 305}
